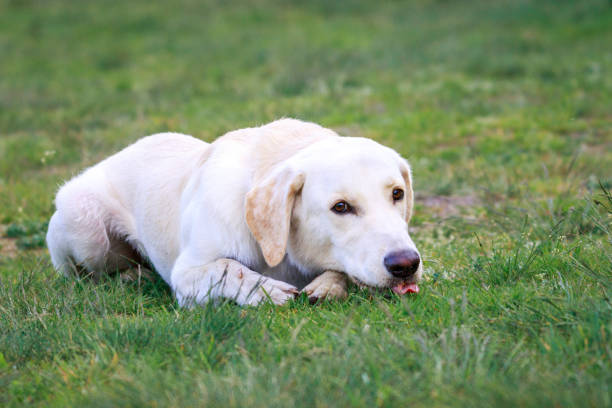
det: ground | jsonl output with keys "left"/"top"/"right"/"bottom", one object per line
{"left": 1, "top": 0, "right": 611, "bottom": 406}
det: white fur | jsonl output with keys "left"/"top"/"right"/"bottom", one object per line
{"left": 47, "top": 119, "right": 422, "bottom": 306}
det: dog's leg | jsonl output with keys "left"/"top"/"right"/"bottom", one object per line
{"left": 48, "top": 177, "right": 141, "bottom": 278}
{"left": 47, "top": 194, "right": 111, "bottom": 277}
{"left": 302, "top": 271, "right": 348, "bottom": 303}
{"left": 47, "top": 211, "right": 77, "bottom": 276}
{"left": 171, "top": 257, "right": 298, "bottom": 307}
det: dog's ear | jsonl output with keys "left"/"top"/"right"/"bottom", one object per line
{"left": 398, "top": 158, "right": 414, "bottom": 223}
{"left": 245, "top": 165, "right": 305, "bottom": 267}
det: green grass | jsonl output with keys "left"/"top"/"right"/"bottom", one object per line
{"left": 1, "top": 0, "right": 611, "bottom": 406}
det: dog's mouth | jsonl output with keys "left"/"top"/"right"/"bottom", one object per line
{"left": 348, "top": 275, "right": 419, "bottom": 295}
{"left": 391, "top": 281, "right": 419, "bottom": 294}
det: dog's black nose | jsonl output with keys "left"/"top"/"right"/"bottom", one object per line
{"left": 384, "top": 249, "right": 420, "bottom": 278}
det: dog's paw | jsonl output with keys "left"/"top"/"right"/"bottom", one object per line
{"left": 244, "top": 278, "right": 298, "bottom": 306}
{"left": 302, "top": 271, "right": 348, "bottom": 304}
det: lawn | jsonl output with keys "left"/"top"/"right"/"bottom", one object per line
{"left": 1, "top": 0, "right": 611, "bottom": 406}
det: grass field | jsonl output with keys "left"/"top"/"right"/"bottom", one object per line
{"left": 1, "top": 0, "right": 611, "bottom": 406}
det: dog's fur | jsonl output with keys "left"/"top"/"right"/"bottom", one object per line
{"left": 47, "top": 119, "right": 422, "bottom": 306}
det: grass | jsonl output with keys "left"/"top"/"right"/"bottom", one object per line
{"left": 1, "top": 0, "right": 611, "bottom": 406}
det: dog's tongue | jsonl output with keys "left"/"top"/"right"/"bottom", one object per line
{"left": 392, "top": 282, "right": 419, "bottom": 295}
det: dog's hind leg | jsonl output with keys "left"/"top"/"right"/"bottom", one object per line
{"left": 47, "top": 176, "right": 132, "bottom": 278}
{"left": 46, "top": 211, "right": 78, "bottom": 276}
{"left": 47, "top": 193, "right": 111, "bottom": 278}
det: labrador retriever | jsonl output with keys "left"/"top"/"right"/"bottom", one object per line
{"left": 46, "top": 119, "right": 422, "bottom": 306}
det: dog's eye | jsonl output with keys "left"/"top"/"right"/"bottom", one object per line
{"left": 331, "top": 201, "right": 352, "bottom": 214}
{"left": 392, "top": 188, "right": 404, "bottom": 201}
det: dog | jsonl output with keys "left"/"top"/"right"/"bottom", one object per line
{"left": 46, "top": 119, "right": 422, "bottom": 306}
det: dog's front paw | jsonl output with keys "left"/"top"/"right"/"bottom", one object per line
{"left": 244, "top": 278, "right": 298, "bottom": 306}
{"left": 302, "top": 271, "right": 348, "bottom": 304}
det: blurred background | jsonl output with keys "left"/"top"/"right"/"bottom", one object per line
{"left": 2, "top": 0, "right": 610, "bottom": 193}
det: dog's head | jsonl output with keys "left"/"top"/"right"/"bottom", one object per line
{"left": 246, "top": 136, "right": 422, "bottom": 294}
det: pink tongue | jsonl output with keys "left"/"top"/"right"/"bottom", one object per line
{"left": 392, "top": 282, "right": 419, "bottom": 295}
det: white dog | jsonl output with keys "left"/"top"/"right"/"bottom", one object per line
{"left": 46, "top": 119, "right": 422, "bottom": 306}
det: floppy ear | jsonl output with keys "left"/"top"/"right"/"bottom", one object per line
{"left": 399, "top": 159, "right": 414, "bottom": 223}
{"left": 245, "top": 165, "right": 305, "bottom": 267}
